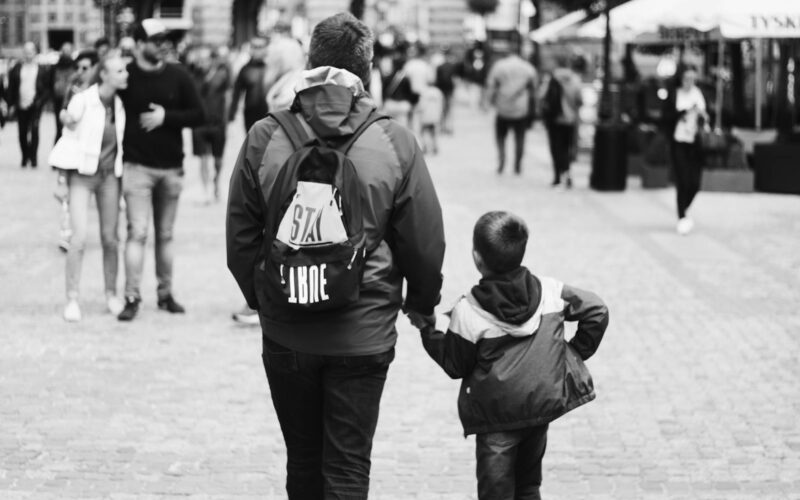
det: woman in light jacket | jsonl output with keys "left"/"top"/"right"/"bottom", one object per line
{"left": 54, "top": 55, "right": 128, "bottom": 321}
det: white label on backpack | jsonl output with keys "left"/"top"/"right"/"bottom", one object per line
{"left": 276, "top": 181, "right": 348, "bottom": 249}
{"left": 287, "top": 264, "right": 330, "bottom": 304}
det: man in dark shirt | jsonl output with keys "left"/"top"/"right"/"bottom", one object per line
{"left": 6, "top": 42, "right": 50, "bottom": 167}
{"left": 228, "top": 36, "right": 268, "bottom": 132}
{"left": 116, "top": 19, "right": 205, "bottom": 321}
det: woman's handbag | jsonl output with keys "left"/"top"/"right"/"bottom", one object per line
{"left": 698, "top": 128, "right": 727, "bottom": 153}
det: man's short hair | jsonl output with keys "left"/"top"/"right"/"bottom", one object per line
{"left": 308, "top": 13, "right": 374, "bottom": 85}
{"left": 93, "top": 37, "right": 110, "bottom": 50}
{"left": 473, "top": 211, "right": 528, "bottom": 275}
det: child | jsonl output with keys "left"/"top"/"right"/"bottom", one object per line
{"left": 413, "top": 211, "right": 609, "bottom": 499}
{"left": 415, "top": 84, "right": 444, "bottom": 155}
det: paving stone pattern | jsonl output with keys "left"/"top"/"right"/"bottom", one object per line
{"left": 1, "top": 102, "right": 799, "bottom": 499}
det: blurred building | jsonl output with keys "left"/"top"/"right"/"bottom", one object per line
{"left": 0, "top": 0, "right": 104, "bottom": 55}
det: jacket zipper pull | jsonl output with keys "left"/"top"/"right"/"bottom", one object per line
{"left": 347, "top": 248, "right": 358, "bottom": 270}
{"left": 279, "top": 265, "right": 286, "bottom": 285}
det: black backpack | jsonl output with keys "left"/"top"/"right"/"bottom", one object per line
{"left": 541, "top": 75, "right": 563, "bottom": 122}
{"left": 261, "top": 110, "right": 387, "bottom": 313}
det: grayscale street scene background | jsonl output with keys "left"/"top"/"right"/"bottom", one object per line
{"left": 1, "top": 0, "right": 800, "bottom": 498}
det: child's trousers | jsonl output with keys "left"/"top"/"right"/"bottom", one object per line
{"left": 476, "top": 424, "right": 549, "bottom": 500}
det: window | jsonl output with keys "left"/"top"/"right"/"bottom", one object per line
{"left": 16, "top": 13, "right": 25, "bottom": 44}
{"left": 48, "top": 12, "right": 57, "bottom": 22}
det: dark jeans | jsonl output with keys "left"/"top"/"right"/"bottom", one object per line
{"left": 17, "top": 106, "right": 41, "bottom": 166}
{"left": 262, "top": 337, "right": 395, "bottom": 500}
{"left": 476, "top": 424, "right": 549, "bottom": 500}
{"left": 495, "top": 116, "right": 528, "bottom": 173}
{"left": 546, "top": 123, "right": 576, "bottom": 183}
{"left": 671, "top": 141, "right": 702, "bottom": 218}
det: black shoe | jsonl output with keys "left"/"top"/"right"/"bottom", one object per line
{"left": 565, "top": 176, "right": 573, "bottom": 189}
{"left": 157, "top": 295, "right": 185, "bottom": 314}
{"left": 117, "top": 297, "right": 141, "bottom": 321}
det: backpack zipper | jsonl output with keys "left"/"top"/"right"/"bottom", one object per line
{"left": 347, "top": 248, "right": 358, "bottom": 270}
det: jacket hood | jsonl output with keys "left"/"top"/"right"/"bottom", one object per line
{"left": 293, "top": 66, "right": 377, "bottom": 140}
{"left": 470, "top": 267, "right": 542, "bottom": 335}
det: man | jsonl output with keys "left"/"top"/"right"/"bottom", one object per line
{"left": 541, "top": 57, "right": 583, "bottom": 188}
{"left": 6, "top": 42, "right": 50, "bottom": 167}
{"left": 116, "top": 19, "right": 205, "bottom": 321}
{"left": 227, "top": 13, "right": 445, "bottom": 498}
{"left": 228, "top": 36, "right": 269, "bottom": 132}
{"left": 190, "top": 46, "right": 231, "bottom": 203}
{"left": 50, "top": 42, "right": 76, "bottom": 140}
{"left": 485, "top": 49, "right": 537, "bottom": 175}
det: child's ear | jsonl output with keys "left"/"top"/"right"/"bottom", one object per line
{"left": 472, "top": 249, "right": 484, "bottom": 271}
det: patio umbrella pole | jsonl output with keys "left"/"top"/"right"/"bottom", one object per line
{"left": 716, "top": 38, "right": 724, "bottom": 130}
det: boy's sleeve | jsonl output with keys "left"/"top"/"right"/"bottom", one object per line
{"left": 420, "top": 325, "right": 478, "bottom": 380}
{"left": 562, "top": 285, "right": 609, "bottom": 360}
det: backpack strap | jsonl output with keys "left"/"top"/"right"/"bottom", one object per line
{"left": 338, "top": 110, "right": 390, "bottom": 154}
{"left": 270, "top": 110, "right": 312, "bottom": 150}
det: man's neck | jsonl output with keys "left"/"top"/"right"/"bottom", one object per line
{"left": 135, "top": 53, "right": 165, "bottom": 73}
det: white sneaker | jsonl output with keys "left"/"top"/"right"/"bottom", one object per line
{"left": 64, "top": 300, "right": 82, "bottom": 322}
{"left": 106, "top": 295, "right": 124, "bottom": 316}
{"left": 677, "top": 217, "right": 694, "bottom": 235}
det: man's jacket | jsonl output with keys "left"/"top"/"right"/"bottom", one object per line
{"left": 227, "top": 66, "right": 445, "bottom": 356}
{"left": 6, "top": 62, "right": 50, "bottom": 112}
{"left": 421, "top": 267, "right": 608, "bottom": 436}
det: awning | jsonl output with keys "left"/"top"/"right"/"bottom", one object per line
{"left": 529, "top": 10, "right": 589, "bottom": 42}
{"left": 578, "top": 0, "right": 800, "bottom": 40}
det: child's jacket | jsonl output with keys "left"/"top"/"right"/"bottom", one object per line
{"left": 421, "top": 266, "right": 609, "bottom": 436}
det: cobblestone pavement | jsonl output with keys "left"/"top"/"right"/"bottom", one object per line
{"left": 1, "top": 99, "right": 799, "bottom": 500}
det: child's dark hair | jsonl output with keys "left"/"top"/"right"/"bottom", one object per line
{"left": 473, "top": 211, "right": 528, "bottom": 274}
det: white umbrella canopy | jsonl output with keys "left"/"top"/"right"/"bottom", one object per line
{"left": 529, "top": 9, "right": 589, "bottom": 42}
{"left": 578, "top": 0, "right": 800, "bottom": 40}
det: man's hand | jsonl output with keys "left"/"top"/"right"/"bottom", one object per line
{"left": 406, "top": 310, "right": 435, "bottom": 331}
{"left": 140, "top": 103, "right": 165, "bottom": 132}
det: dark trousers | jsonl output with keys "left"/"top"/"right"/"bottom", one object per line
{"left": 476, "top": 424, "right": 549, "bottom": 500}
{"left": 495, "top": 116, "right": 528, "bottom": 173}
{"left": 262, "top": 337, "right": 394, "bottom": 500}
{"left": 546, "top": 123, "right": 576, "bottom": 183}
{"left": 17, "top": 106, "right": 41, "bottom": 166}
{"left": 671, "top": 141, "right": 702, "bottom": 218}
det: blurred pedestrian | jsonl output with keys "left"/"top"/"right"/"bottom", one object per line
{"left": 434, "top": 46, "right": 458, "bottom": 134}
{"left": 381, "top": 53, "right": 417, "bottom": 127}
{"left": 116, "top": 19, "right": 205, "bottom": 321}
{"left": 416, "top": 83, "right": 444, "bottom": 155}
{"left": 6, "top": 42, "right": 50, "bottom": 168}
{"left": 663, "top": 65, "right": 708, "bottom": 235}
{"left": 51, "top": 55, "right": 129, "bottom": 322}
{"left": 53, "top": 49, "right": 100, "bottom": 253}
{"left": 485, "top": 49, "right": 537, "bottom": 175}
{"left": 414, "top": 211, "right": 608, "bottom": 500}
{"left": 191, "top": 46, "right": 231, "bottom": 204}
{"left": 541, "top": 58, "right": 582, "bottom": 187}
{"left": 228, "top": 37, "right": 268, "bottom": 132}
{"left": 227, "top": 13, "right": 444, "bottom": 498}
{"left": 94, "top": 37, "right": 111, "bottom": 59}
{"left": 50, "top": 42, "right": 76, "bottom": 141}
{"left": 264, "top": 36, "right": 305, "bottom": 111}
{"left": 403, "top": 43, "right": 433, "bottom": 128}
